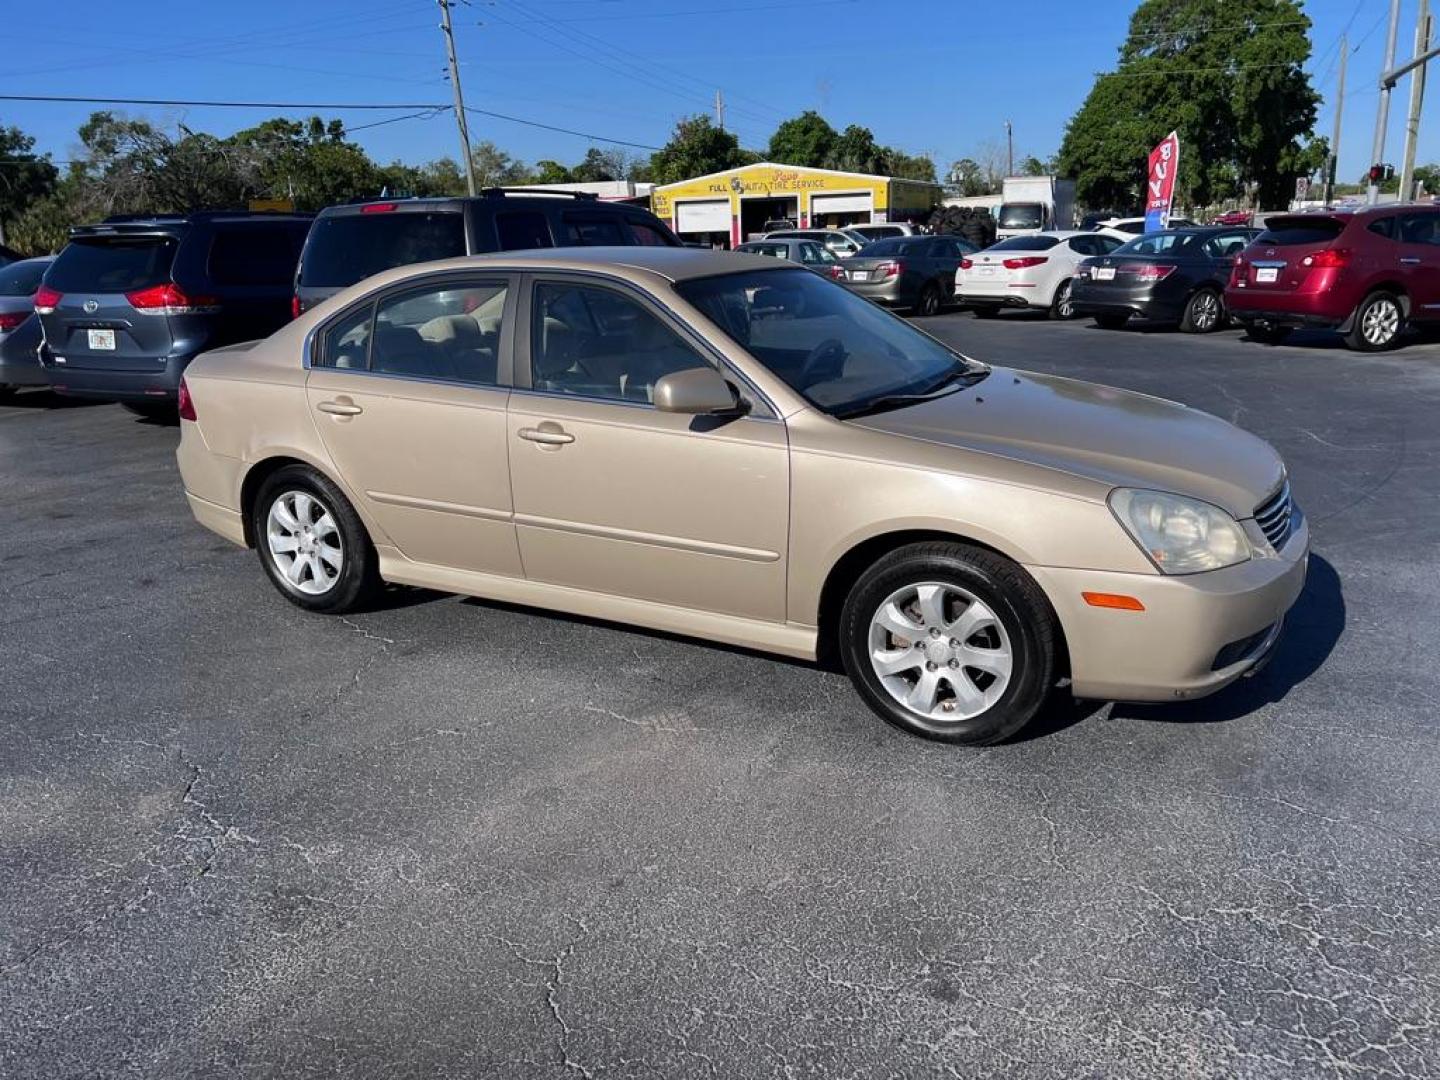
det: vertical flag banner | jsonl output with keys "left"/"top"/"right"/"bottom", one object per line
{"left": 1144, "top": 131, "right": 1180, "bottom": 232}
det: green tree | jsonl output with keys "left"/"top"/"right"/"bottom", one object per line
{"left": 0, "top": 127, "right": 59, "bottom": 247}
{"left": 766, "top": 110, "right": 837, "bottom": 167}
{"left": 886, "top": 151, "right": 937, "bottom": 183}
{"left": 945, "top": 159, "right": 988, "bottom": 196}
{"left": 825, "top": 125, "right": 886, "bottom": 174}
{"left": 469, "top": 140, "right": 529, "bottom": 188}
{"left": 531, "top": 159, "right": 573, "bottom": 184}
{"left": 571, "top": 147, "right": 625, "bottom": 183}
{"left": 1057, "top": 0, "right": 1318, "bottom": 210}
{"left": 649, "top": 115, "right": 746, "bottom": 185}
{"left": 229, "top": 116, "right": 381, "bottom": 208}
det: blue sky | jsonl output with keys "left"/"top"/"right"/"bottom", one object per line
{"left": 1, "top": 0, "right": 1426, "bottom": 187}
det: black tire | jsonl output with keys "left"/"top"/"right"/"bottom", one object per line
{"left": 1243, "top": 321, "right": 1291, "bottom": 345}
{"left": 122, "top": 401, "right": 179, "bottom": 422}
{"left": 1179, "top": 287, "right": 1224, "bottom": 333}
{"left": 914, "top": 282, "right": 941, "bottom": 317}
{"left": 1345, "top": 290, "right": 1405, "bottom": 352}
{"left": 971, "top": 305, "right": 1000, "bottom": 319}
{"left": 1093, "top": 313, "right": 1129, "bottom": 330}
{"left": 252, "top": 464, "right": 382, "bottom": 614}
{"left": 838, "top": 542, "right": 1058, "bottom": 746}
{"left": 1049, "top": 278, "right": 1076, "bottom": 320}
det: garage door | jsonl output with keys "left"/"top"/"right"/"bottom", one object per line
{"left": 676, "top": 199, "right": 731, "bottom": 234}
{"left": 811, "top": 193, "right": 873, "bottom": 217}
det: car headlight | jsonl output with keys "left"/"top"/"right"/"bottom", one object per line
{"left": 1109, "top": 488, "right": 1251, "bottom": 574}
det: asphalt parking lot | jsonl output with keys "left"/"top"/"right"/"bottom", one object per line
{"left": 3, "top": 311, "right": 1438, "bottom": 1079}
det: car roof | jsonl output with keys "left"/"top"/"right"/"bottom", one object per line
{"left": 315, "top": 190, "right": 643, "bottom": 217}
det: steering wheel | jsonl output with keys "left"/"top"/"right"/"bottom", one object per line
{"left": 799, "top": 337, "right": 846, "bottom": 388}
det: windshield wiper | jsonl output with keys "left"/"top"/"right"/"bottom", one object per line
{"left": 833, "top": 366, "right": 989, "bottom": 419}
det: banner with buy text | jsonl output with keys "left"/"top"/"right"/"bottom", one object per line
{"left": 1143, "top": 131, "right": 1180, "bottom": 232}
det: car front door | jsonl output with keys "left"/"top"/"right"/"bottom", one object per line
{"left": 506, "top": 274, "right": 790, "bottom": 622}
{"left": 304, "top": 273, "right": 523, "bottom": 577}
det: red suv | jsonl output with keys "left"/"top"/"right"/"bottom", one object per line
{"left": 1225, "top": 206, "right": 1440, "bottom": 351}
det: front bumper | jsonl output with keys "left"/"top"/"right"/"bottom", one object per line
{"left": 1028, "top": 514, "right": 1310, "bottom": 702}
{"left": 40, "top": 348, "right": 194, "bottom": 401}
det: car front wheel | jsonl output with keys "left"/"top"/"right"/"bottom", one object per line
{"left": 1346, "top": 291, "right": 1404, "bottom": 351}
{"left": 253, "top": 465, "right": 381, "bottom": 614}
{"left": 839, "top": 542, "right": 1058, "bottom": 745}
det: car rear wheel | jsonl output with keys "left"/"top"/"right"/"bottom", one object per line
{"left": 1049, "top": 278, "right": 1076, "bottom": 320}
{"left": 914, "top": 282, "right": 942, "bottom": 317}
{"left": 1244, "top": 321, "right": 1291, "bottom": 345}
{"left": 253, "top": 465, "right": 381, "bottom": 614}
{"left": 1093, "top": 313, "right": 1129, "bottom": 330}
{"left": 1179, "top": 287, "right": 1224, "bottom": 333}
{"left": 1346, "top": 291, "right": 1404, "bottom": 352}
{"left": 839, "top": 542, "right": 1057, "bottom": 745}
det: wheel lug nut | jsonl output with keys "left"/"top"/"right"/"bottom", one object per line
{"left": 948, "top": 658, "right": 960, "bottom": 669}
{"left": 926, "top": 661, "right": 938, "bottom": 671}
{"left": 949, "top": 638, "right": 960, "bottom": 647}
{"left": 929, "top": 627, "right": 940, "bottom": 638}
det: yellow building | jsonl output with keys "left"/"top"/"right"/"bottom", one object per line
{"left": 651, "top": 162, "right": 941, "bottom": 248}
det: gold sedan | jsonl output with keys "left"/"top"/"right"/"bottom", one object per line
{"left": 176, "top": 248, "right": 1308, "bottom": 744}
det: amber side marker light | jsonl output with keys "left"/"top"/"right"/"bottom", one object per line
{"left": 1082, "top": 592, "right": 1146, "bottom": 611}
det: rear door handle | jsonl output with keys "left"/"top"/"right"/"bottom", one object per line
{"left": 317, "top": 398, "right": 363, "bottom": 416}
{"left": 518, "top": 424, "right": 575, "bottom": 446}
{"left": 1399, "top": 257, "right": 1422, "bottom": 265}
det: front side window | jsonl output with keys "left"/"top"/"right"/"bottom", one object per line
{"left": 530, "top": 281, "right": 708, "bottom": 403}
{"left": 1368, "top": 217, "right": 1397, "bottom": 241}
{"left": 1398, "top": 213, "right": 1440, "bottom": 245}
{"left": 370, "top": 280, "right": 506, "bottom": 384}
{"left": 676, "top": 268, "right": 980, "bottom": 415}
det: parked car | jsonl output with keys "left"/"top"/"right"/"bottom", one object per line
{"left": 762, "top": 228, "right": 864, "bottom": 258}
{"left": 1079, "top": 210, "right": 1127, "bottom": 231}
{"left": 0, "top": 256, "right": 54, "bottom": 395}
{"left": 295, "top": 190, "right": 680, "bottom": 316}
{"left": 176, "top": 247, "right": 1307, "bottom": 746}
{"left": 35, "top": 213, "right": 311, "bottom": 415}
{"left": 1225, "top": 206, "right": 1440, "bottom": 351}
{"left": 1212, "top": 209, "right": 1253, "bottom": 226}
{"left": 1071, "top": 226, "right": 1259, "bottom": 332}
{"left": 955, "top": 232, "right": 1123, "bottom": 319}
{"left": 847, "top": 222, "right": 920, "bottom": 243}
{"left": 761, "top": 218, "right": 797, "bottom": 233}
{"left": 1094, "top": 215, "right": 1199, "bottom": 241}
{"left": 734, "top": 238, "right": 844, "bottom": 277}
{"left": 839, "top": 234, "right": 976, "bottom": 315}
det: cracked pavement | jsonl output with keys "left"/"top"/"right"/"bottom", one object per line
{"left": 2, "top": 313, "right": 1438, "bottom": 1078}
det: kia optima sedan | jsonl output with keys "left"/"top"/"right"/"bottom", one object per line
{"left": 176, "top": 248, "right": 1308, "bottom": 745}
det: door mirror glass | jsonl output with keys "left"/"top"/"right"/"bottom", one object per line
{"left": 653, "top": 366, "right": 742, "bottom": 414}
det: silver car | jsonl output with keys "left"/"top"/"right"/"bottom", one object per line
{"left": 734, "top": 238, "right": 843, "bottom": 277}
{"left": 0, "top": 257, "right": 54, "bottom": 395}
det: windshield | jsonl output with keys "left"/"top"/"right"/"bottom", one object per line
{"left": 999, "top": 203, "right": 1043, "bottom": 230}
{"left": 675, "top": 268, "right": 980, "bottom": 415}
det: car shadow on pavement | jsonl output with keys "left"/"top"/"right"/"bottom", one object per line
{"left": 0, "top": 389, "right": 106, "bottom": 410}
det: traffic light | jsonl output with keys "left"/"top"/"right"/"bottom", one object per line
{"left": 1369, "top": 163, "right": 1396, "bottom": 183}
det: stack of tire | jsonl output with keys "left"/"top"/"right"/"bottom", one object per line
{"left": 927, "top": 206, "right": 996, "bottom": 248}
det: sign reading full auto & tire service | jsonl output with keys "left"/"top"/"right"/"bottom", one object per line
{"left": 1143, "top": 131, "right": 1180, "bottom": 232}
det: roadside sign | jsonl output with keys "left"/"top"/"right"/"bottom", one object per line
{"left": 1143, "top": 132, "right": 1180, "bottom": 232}
{"left": 1295, "top": 177, "right": 1310, "bottom": 200}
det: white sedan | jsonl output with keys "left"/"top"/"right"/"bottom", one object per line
{"left": 955, "top": 232, "right": 1124, "bottom": 319}
{"left": 1093, "top": 215, "right": 1198, "bottom": 242}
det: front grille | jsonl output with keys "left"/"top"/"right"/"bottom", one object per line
{"left": 1254, "top": 482, "right": 1294, "bottom": 551}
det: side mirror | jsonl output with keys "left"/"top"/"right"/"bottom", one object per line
{"left": 653, "top": 367, "right": 744, "bottom": 415}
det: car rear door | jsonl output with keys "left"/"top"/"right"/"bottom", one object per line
{"left": 1394, "top": 211, "right": 1440, "bottom": 316}
{"left": 927, "top": 237, "right": 963, "bottom": 296}
{"left": 39, "top": 232, "right": 180, "bottom": 372}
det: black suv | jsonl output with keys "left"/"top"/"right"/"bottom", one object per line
{"left": 293, "top": 189, "right": 681, "bottom": 315}
{"left": 37, "top": 212, "right": 311, "bottom": 412}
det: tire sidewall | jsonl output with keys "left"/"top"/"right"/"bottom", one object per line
{"left": 839, "top": 546, "right": 1055, "bottom": 745}
{"left": 252, "top": 465, "right": 377, "bottom": 614}
{"left": 1350, "top": 292, "right": 1403, "bottom": 352}
{"left": 1182, "top": 287, "right": 1222, "bottom": 333}
{"left": 916, "top": 283, "right": 940, "bottom": 316}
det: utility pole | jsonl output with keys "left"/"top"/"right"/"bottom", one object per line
{"left": 715, "top": 89, "right": 725, "bottom": 133}
{"left": 1400, "top": 0, "right": 1433, "bottom": 201}
{"left": 1323, "top": 35, "right": 1347, "bottom": 207}
{"left": 1368, "top": 0, "right": 1403, "bottom": 205}
{"left": 438, "top": 0, "right": 477, "bottom": 196}
{"left": 1005, "top": 120, "right": 1014, "bottom": 176}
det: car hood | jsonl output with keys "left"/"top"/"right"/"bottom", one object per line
{"left": 852, "top": 367, "right": 1284, "bottom": 518}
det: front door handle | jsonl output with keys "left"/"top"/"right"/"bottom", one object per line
{"left": 317, "top": 398, "right": 363, "bottom": 416}
{"left": 1399, "top": 257, "right": 1423, "bottom": 265}
{"left": 518, "top": 423, "right": 575, "bottom": 446}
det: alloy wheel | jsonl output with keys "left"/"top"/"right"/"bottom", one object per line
{"left": 1192, "top": 290, "right": 1220, "bottom": 331}
{"left": 1056, "top": 280, "right": 1074, "bottom": 318}
{"left": 867, "top": 581, "right": 1013, "bottom": 722}
{"left": 1362, "top": 297, "right": 1401, "bottom": 347}
{"left": 266, "top": 489, "right": 343, "bottom": 596}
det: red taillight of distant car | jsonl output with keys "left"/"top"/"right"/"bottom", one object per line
{"left": 177, "top": 377, "right": 197, "bottom": 422}
{"left": 291, "top": 295, "right": 302, "bottom": 320}
{"left": 0, "top": 311, "right": 26, "bottom": 331}
{"left": 1301, "top": 248, "right": 1350, "bottom": 269}
{"left": 360, "top": 202, "right": 398, "bottom": 214}
{"left": 1002, "top": 256, "right": 1049, "bottom": 270}
{"left": 959, "top": 258, "right": 974, "bottom": 270}
{"left": 33, "top": 285, "right": 62, "bottom": 314}
{"left": 126, "top": 283, "right": 220, "bottom": 315}
{"left": 828, "top": 264, "right": 845, "bottom": 280}
{"left": 873, "top": 260, "right": 903, "bottom": 278}
{"left": 1117, "top": 263, "right": 1176, "bottom": 282}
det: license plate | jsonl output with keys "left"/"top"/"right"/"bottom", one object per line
{"left": 1095, "top": 267, "right": 1116, "bottom": 281}
{"left": 1255, "top": 267, "right": 1279, "bottom": 283}
{"left": 87, "top": 329, "right": 116, "bottom": 350}
{"left": 977, "top": 266, "right": 996, "bottom": 276}
{"left": 849, "top": 270, "right": 869, "bottom": 282}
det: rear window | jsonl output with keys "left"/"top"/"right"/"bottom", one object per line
{"left": 0, "top": 260, "right": 49, "bottom": 297}
{"left": 206, "top": 225, "right": 306, "bottom": 287}
{"left": 988, "top": 235, "right": 1062, "bottom": 252}
{"left": 857, "top": 237, "right": 914, "bottom": 256}
{"left": 300, "top": 211, "right": 466, "bottom": 288}
{"left": 48, "top": 237, "right": 177, "bottom": 292}
{"left": 998, "top": 203, "right": 1043, "bottom": 230}
{"left": 1255, "top": 217, "right": 1347, "bottom": 247}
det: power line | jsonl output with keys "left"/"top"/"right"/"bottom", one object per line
{"left": 464, "top": 106, "right": 660, "bottom": 150}
{"left": 0, "top": 93, "right": 446, "bottom": 109}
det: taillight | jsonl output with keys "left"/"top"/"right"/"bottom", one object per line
{"left": 874, "top": 260, "right": 903, "bottom": 278}
{"left": 1228, "top": 256, "right": 1245, "bottom": 286}
{"left": 1302, "top": 247, "right": 1350, "bottom": 269}
{"left": 959, "top": 257, "right": 974, "bottom": 270}
{"left": 177, "top": 377, "right": 197, "bottom": 421}
{"left": 291, "top": 295, "right": 302, "bottom": 319}
{"left": 34, "top": 285, "right": 62, "bottom": 314}
{"left": 0, "top": 311, "right": 26, "bottom": 332}
{"left": 1117, "top": 263, "right": 1176, "bottom": 281}
{"left": 828, "top": 264, "right": 845, "bottom": 280}
{"left": 125, "top": 283, "right": 220, "bottom": 315}
{"left": 1002, "top": 256, "right": 1049, "bottom": 270}
{"left": 360, "top": 202, "right": 398, "bottom": 214}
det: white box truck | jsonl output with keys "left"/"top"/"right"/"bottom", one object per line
{"left": 996, "top": 176, "right": 1076, "bottom": 238}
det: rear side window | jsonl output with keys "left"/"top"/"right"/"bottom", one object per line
{"left": 371, "top": 280, "right": 506, "bottom": 385}
{"left": 319, "top": 301, "right": 374, "bottom": 370}
{"left": 496, "top": 211, "right": 553, "bottom": 251}
{"left": 1255, "top": 218, "right": 1346, "bottom": 246}
{"left": 48, "top": 237, "right": 178, "bottom": 292}
{"left": 858, "top": 237, "right": 908, "bottom": 256}
{"left": 206, "top": 225, "right": 306, "bottom": 287}
{"left": 0, "top": 260, "right": 49, "bottom": 296}
{"left": 1368, "top": 217, "right": 1397, "bottom": 240}
{"left": 300, "top": 211, "right": 466, "bottom": 288}
{"left": 563, "top": 215, "right": 628, "bottom": 246}
{"left": 1115, "top": 232, "right": 1193, "bottom": 256}
{"left": 628, "top": 219, "right": 676, "bottom": 246}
